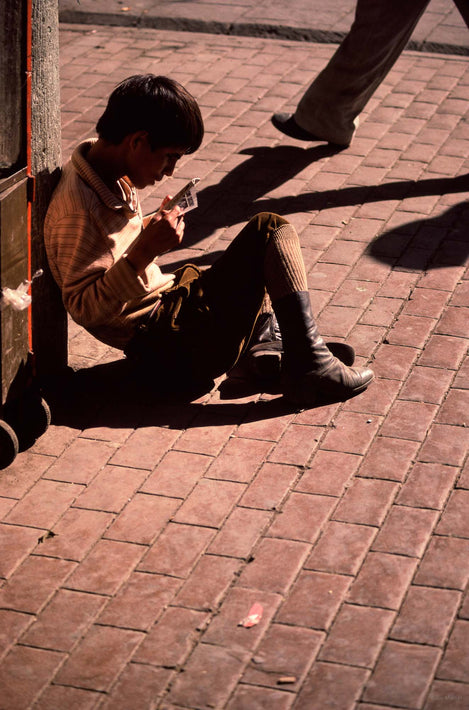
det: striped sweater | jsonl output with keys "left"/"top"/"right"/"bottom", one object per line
{"left": 44, "top": 140, "right": 174, "bottom": 349}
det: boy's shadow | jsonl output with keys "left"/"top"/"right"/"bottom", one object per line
{"left": 44, "top": 354, "right": 352, "bottom": 431}
{"left": 43, "top": 359, "right": 295, "bottom": 432}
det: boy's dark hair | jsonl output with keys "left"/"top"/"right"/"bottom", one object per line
{"left": 96, "top": 74, "right": 204, "bottom": 153}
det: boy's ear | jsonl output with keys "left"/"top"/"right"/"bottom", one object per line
{"left": 128, "top": 130, "right": 150, "bottom": 150}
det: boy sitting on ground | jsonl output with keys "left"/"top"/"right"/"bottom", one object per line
{"left": 44, "top": 74, "right": 373, "bottom": 406}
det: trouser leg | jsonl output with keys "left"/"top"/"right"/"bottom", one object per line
{"left": 198, "top": 213, "right": 296, "bottom": 377}
{"left": 453, "top": 0, "right": 469, "bottom": 28}
{"left": 295, "top": 0, "right": 431, "bottom": 144}
{"left": 162, "top": 213, "right": 307, "bottom": 381}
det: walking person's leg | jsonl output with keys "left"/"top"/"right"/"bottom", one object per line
{"left": 273, "top": 0, "right": 431, "bottom": 146}
{"left": 453, "top": 0, "right": 469, "bottom": 28}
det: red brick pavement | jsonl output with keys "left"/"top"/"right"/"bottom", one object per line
{"left": 1, "top": 19, "right": 469, "bottom": 710}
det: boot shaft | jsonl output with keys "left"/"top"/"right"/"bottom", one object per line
{"left": 273, "top": 291, "right": 332, "bottom": 374}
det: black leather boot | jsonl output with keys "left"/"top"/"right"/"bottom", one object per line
{"left": 241, "top": 312, "right": 283, "bottom": 380}
{"left": 233, "top": 312, "right": 356, "bottom": 381}
{"left": 273, "top": 291, "right": 374, "bottom": 405}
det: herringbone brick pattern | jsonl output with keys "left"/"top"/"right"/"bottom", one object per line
{"left": 1, "top": 12, "right": 468, "bottom": 710}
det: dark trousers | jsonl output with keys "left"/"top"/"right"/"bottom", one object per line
{"left": 125, "top": 212, "right": 288, "bottom": 388}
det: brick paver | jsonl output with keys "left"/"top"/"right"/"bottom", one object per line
{"left": 0, "top": 2, "right": 468, "bottom": 707}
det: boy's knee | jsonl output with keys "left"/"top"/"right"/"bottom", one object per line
{"left": 251, "top": 212, "right": 289, "bottom": 232}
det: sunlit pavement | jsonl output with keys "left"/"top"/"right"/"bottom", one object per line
{"left": 0, "top": 2, "right": 468, "bottom": 708}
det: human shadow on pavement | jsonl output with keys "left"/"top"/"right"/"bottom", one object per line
{"left": 366, "top": 199, "right": 469, "bottom": 271}
{"left": 178, "top": 144, "right": 346, "bottom": 249}
{"left": 163, "top": 163, "right": 468, "bottom": 276}
{"left": 43, "top": 359, "right": 296, "bottom": 432}
{"left": 176, "top": 145, "right": 469, "bottom": 250}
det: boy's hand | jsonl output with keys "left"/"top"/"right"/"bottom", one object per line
{"left": 125, "top": 198, "right": 184, "bottom": 275}
{"left": 147, "top": 199, "right": 185, "bottom": 255}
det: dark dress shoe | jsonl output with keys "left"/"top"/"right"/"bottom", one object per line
{"left": 271, "top": 112, "right": 347, "bottom": 147}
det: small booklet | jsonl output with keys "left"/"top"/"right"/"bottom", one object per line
{"left": 165, "top": 177, "right": 200, "bottom": 214}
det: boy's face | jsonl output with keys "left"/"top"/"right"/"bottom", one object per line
{"left": 127, "top": 133, "right": 186, "bottom": 189}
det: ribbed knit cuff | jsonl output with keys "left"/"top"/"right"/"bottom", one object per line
{"left": 265, "top": 223, "right": 308, "bottom": 301}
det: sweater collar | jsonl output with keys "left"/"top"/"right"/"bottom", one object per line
{"left": 71, "top": 139, "right": 139, "bottom": 214}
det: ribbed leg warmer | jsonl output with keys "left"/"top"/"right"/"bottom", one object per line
{"left": 264, "top": 223, "right": 308, "bottom": 302}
